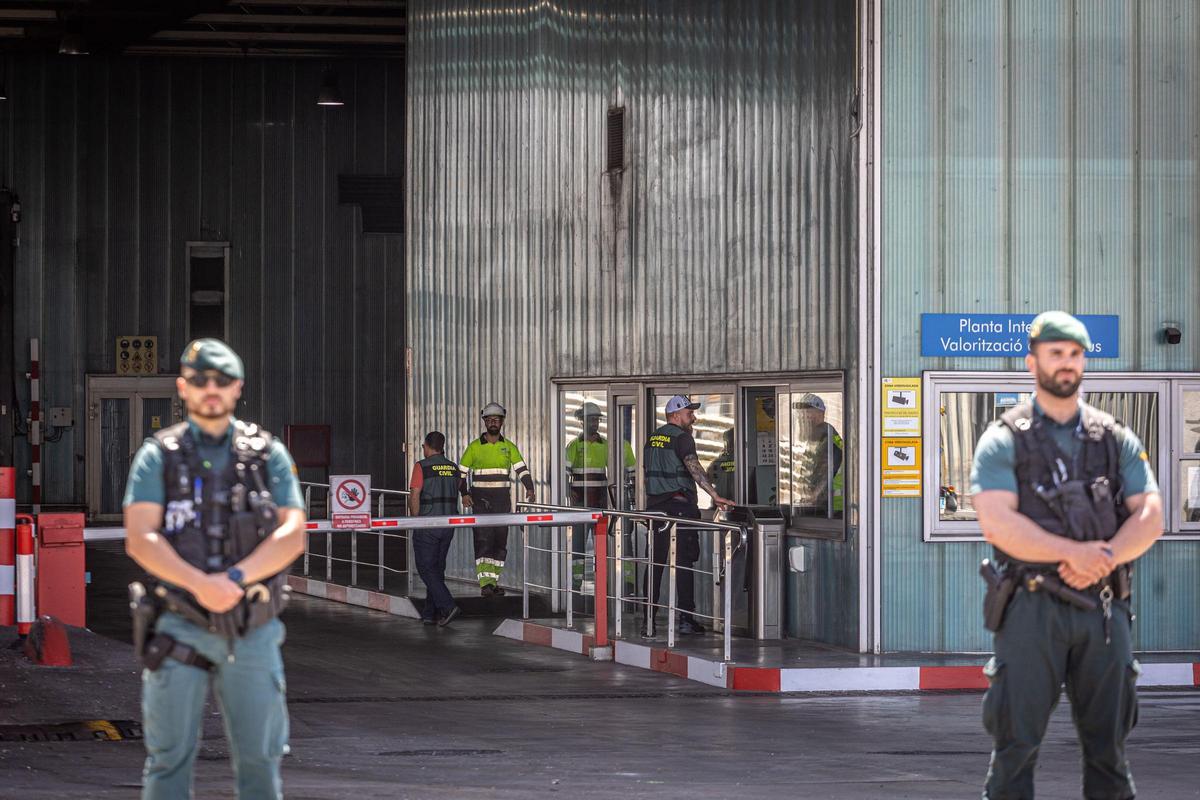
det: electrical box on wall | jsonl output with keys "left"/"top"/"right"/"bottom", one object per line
{"left": 116, "top": 336, "right": 158, "bottom": 375}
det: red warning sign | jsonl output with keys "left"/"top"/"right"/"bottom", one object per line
{"left": 330, "top": 474, "right": 371, "bottom": 530}
{"left": 337, "top": 479, "right": 366, "bottom": 510}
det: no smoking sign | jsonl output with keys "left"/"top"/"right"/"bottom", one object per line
{"left": 330, "top": 474, "right": 371, "bottom": 529}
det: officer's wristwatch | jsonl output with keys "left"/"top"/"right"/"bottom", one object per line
{"left": 226, "top": 567, "right": 246, "bottom": 587}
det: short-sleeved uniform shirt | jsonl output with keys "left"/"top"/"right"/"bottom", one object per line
{"left": 123, "top": 418, "right": 306, "bottom": 509}
{"left": 970, "top": 398, "right": 1158, "bottom": 498}
{"left": 647, "top": 428, "right": 699, "bottom": 507}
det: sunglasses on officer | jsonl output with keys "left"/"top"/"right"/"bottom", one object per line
{"left": 182, "top": 371, "right": 237, "bottom": 389}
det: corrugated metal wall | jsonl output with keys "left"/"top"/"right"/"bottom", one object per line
{"left": 1, "top": 55, "right": 407, "bottom": 505}
{"left": 882, "top": 0, "right": 1200, "bottom": 651}
{"left": 407, "top": 0, "right": 858, "bottom": 611}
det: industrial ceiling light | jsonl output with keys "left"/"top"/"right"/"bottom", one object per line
{"left": 317, "top": 69, "right": 344, "bottom": 107}
{"left": 58, "top": 33, "right": 89, "bottom": 56}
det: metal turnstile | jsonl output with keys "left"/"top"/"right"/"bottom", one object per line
{"left": 727, "top": 505, "right": 787, "bottom": 639}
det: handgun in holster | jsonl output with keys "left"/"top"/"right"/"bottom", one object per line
{"left": 979, "top": 559, "right": 1018, "bottom": 632}
{"left": 129, "top": 581, "right": 159, "bottom": 666}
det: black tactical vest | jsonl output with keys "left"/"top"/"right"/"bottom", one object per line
{"left": 152, "top": 421, "right": 287, "bottom": 631}
{"left": 155, "top": 421, "right": 280, "bottom": 569}
{"left": 997, "top": 400, "right": 1128, "bottom": 556}
{"left": 418, "top": 454, "right": 460, "bottom": 516}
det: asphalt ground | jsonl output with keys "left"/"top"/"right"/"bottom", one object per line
{"left": 0, "top": 545, "right": 1196, "bottom": 799}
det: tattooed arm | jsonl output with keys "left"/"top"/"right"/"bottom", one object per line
{"left": 684, "top": 454, "right": 734, "bottom": 510}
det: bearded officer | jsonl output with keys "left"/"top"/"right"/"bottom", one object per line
{"left": 971, "top": 312, "right": 1163, "bottom": 800}
{"left": 459, "top": 402, "right": 535, "bottom": 595}
{"left": 124, "top": 339, "right": 306, "bottom": 800}
{"left": 643, "top": 395, "right": 733, "bottom": 635}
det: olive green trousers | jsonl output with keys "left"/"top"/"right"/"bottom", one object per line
{"left": 982, "top": 587, "right": 1140, "bottom": 800}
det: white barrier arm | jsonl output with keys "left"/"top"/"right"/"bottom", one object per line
{"left": 84, "top": 510, "right": 603, "bottom": 541}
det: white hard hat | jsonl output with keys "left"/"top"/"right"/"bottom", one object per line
{"left": 480, "top": 402, "right": 507, "bottom": 418}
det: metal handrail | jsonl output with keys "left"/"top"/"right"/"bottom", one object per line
{"left": 518, "top": 501, "right": 749, "bottom": 661}
{"left": 299, "top": 481, "right": 412, "bottom": 588}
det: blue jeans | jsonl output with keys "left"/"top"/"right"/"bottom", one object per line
{"left": 142, "top": 612, "right": 289, "bottom": 800}
{"left": 414, "top": 528, "right": 456, "bottom": 617}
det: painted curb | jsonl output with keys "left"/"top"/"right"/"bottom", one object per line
{"left": 286, "top": 575, "right": 420, "bottom": 619}
{"left": 498, "top": 619, "right": 1200, "bottom": 693}
{"left": 494, "top": 618, "right": 596, "bottom": 656}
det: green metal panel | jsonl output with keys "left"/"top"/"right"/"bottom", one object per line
{"left": 882, "top": 0, "right": 1200, "bottom": 651}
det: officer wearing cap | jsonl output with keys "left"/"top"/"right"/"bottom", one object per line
{"left": 970, "top": 311, "right": 1163, "bottom": 799}
{"left": 642, "top": 395, "right": 733, "bottom": 635}
{"left": 123, "top": 338, "right": 306, "bottom": 800}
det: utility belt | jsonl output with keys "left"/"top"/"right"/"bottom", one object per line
{"left": 129, "top": 577, "right": 289, "bottom": 672}
{"left": 979, "top": 558, "right": 1132, "bottom": 637}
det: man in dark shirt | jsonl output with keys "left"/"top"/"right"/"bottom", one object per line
{"left": 643, "top": 395, "right": 733, "bottom": 635}
{"left": 409, "top": 431, "right": 466, "bottom": 626}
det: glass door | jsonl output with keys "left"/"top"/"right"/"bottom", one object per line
{"left": 647, "top": 387, "right": 736, "bottom": 512}
{"left": 774, "top": 380, "right": 846, "bottom": 537}
{"left": 741, "top": 388, "right": 779, "bottom": 507}
{"left": 87, "top": 376, "right": 183, "bottom": 520}
{"left": 98, "top": 396, "right": 133, "bottom": 517}
{"left": 611, "top": 394, "right": 638, "bottom": 511}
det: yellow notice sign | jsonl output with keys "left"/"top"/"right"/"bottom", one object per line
{"left": 882, "top": 437, "right": 922, "bottom": 497}
{"left": 881, "top": 377, "right": 921, "bottom": 437}
{"left": 881, "top": 377, "right": 923, "bottom": 497}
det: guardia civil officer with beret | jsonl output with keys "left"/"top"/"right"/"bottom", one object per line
{"left": 971, "top": 312, "right": 1164, "bottom": 800}
{"left": 124, "top": 339, "right": 307, "bottom": 800}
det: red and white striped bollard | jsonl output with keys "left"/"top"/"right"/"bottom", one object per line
{"left": 0, "top": 468, "right": 14, "bottom": 626}
{"left": 15, "top": 515, "right": 35, "bottom": 637}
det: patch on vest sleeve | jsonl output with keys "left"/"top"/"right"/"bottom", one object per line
{"left": 164, "top": 500, "right": 196, "bottom": 533}
{"left": 1139, "top": 451, "right": 1149, "bottom": 461}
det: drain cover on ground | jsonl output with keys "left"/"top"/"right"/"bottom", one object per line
{"left": 376, "top": 749, "right": 503, "bottom": 757}
{"left": 0, "top": 720, "right": 142, "bottom": 743}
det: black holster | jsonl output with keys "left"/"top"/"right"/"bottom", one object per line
{"left": 1112, "top": 562, "right": 1133, "bottom": 600}
{"left": 129, "top": 582, "right": 158, "bottom": 665}
{"left": 979, "top": 559, "right": 1017, "bottom": 632}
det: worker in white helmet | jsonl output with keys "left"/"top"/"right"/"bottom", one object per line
{"left": 459, "top": 403, "right": 535, "bottom": 596}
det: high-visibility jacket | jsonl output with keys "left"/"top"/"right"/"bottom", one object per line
{"left": 565, "top": 436, "right": 636, "bottom": 492}
{"left": 459, "top": 434, "right": 534, "bottom": 493}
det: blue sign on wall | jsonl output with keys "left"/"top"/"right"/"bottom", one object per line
{"left": 921, "top": 314, "right": 1119, "bottom": 358}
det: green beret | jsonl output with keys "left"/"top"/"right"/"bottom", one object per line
{"left": 180, "top": 338, "right": 244, "bottom": 380}
{"left": 1028, "top": 311, "right": 1092, "bottom": 350}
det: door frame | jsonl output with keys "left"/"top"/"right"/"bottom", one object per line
{"left": 551, "top": 372, "right": 845, "bottom": 532}
{"left": 86, "top": 375, "right": 183, "bottom": 521}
